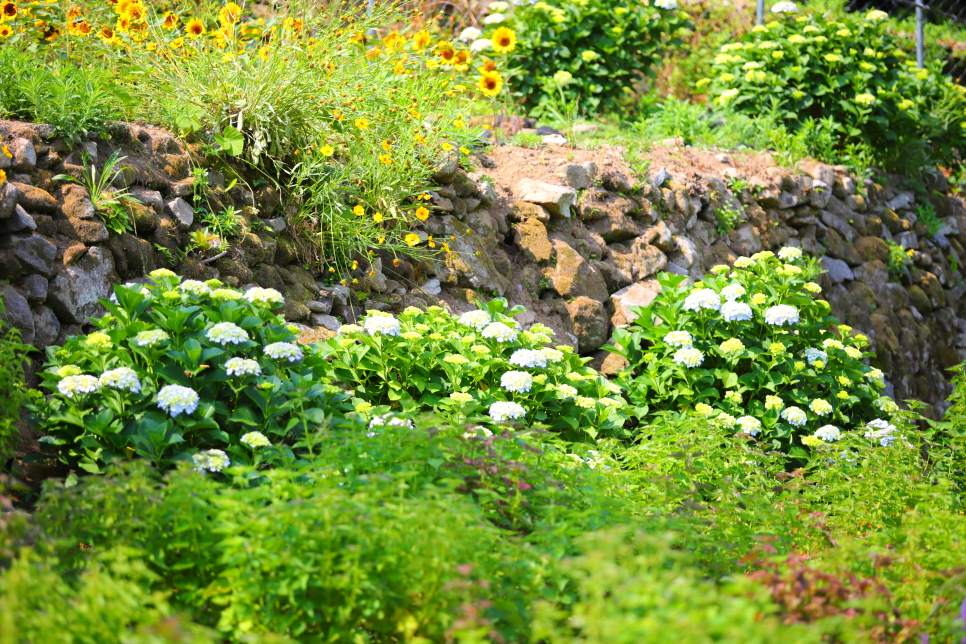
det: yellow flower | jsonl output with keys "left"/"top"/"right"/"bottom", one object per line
{"left": 0, "top": 24, "right": 12, "bottom": 38}
{"left": 459, "top": 146, "right": 470, "bottom": 155}
{"left": 415, "top": 206, "right": 430, "bottom": 221}
{"left": 373, "top": 212, "right": 384, "bottom": 223}
{"left": 332, "top": 109, "right": 344, "bottom": 121}
{"left": 170, "top": 36, "right": 184, "bottom": 49}
{"left": 218, "top": 2, "right": 242, "bottom": 27}
{"left": 377, "top": 235, "right": 385, "bottom": 244}
{"left": 418, "top": 192, "right": 431, "bottom": 201}
{"left": 405, "top": 233, "right": 421, "bottom": 247}
{"left": 185, "top": 17, "right": 205, "bottom": 38}
{"left": 161, "top": 12, "right": 178, "bottom": 30}
{"left": 453, "top": 118, "right": 465, "bottom": 130}
{"left": 491, "top": 27, "right": 517, "bottom": 54}
{"left": 366, "top": 46, "right": 382, "bottom": 60}
{"left": 441, "top": 142, "right": 454, "bottom": 151}
{"left": 320, "top": 145, "right": 335, "bottom": 156}
{"left": 478, "top": 70, "right": 504, "bottom": 97}
{"left": 824, "top": 53, "right": 839, "bottom": 63}
{"left": 381, "top": 140, "right": 392, "bottom": 152}
{"left": 408, "top": 107, "right": 421, "bottom": 119}
{"left": 0, "top": 169, "right": 6, "bottom": 185}
{"left": 257, "top": 45, "right": 270, "bottom": 60}
{"left": 283, "top": 17, "right": 304, "bottom": 33}
{"left": 413, "top": 30, "right": 430, "bottom": 49}
{"left": 378, "top": 154, "right": 392, "bottom": 165}
{"left": 353, "top": 205, "right": 365, "bottom": 217}
{"left": 354, "top": 118, "right": 369, "bottom": 130}
{"left": 0, "top": 1, "right": 17, "bottom": 20}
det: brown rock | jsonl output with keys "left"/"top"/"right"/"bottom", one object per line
{"left": 917, "top": 272, "right": 945, "bottom": 310}
{"left": 565, "top": 296, "right": 609, "bottom": 353}
{"left": 63, "top": 243, "right": 88, "bottom": 266}
{"left": 854, "top": 236, "right": 890, "bottom": 263}
{"left": 599, "top": 351, "right": 630, "bottom": 377}
{"left": 610, "top": 280, "right": 661, "bottom": 327}
{"left": 578, "top": 188, "right": 640, "bottom": 223}
{"left": 274, "top": 234, "right": 299, "bottom": 265}
{"left": 11, "top": 182, "right": 57, "bottom": 213}
{"left": 214, "top": 256, "right": 254, "bottom": 284}
{"left": 513, "top": 217, "right": 554, "bottom": 263}
{"left": 549, "top": 240, "right": 609, "bottom": 302}
{"left": 56, "top": 184, "right": 96, "bottom": 220}
{"left": 68, "top": 218, "right": 110, "bottom": 244}
{"left": 907, "top": 284, "right": 930, "bottom": 312}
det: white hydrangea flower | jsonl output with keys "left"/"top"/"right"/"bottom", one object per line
{"left": 655, "top": 0, "right": 678, "bottom": 8}
{"left": 555, "top": 384, "right": 578, "bottom": 399}
{"left": 664, "top": 330, "right": 693, "bottom": 347}
{"left": 458, "top": 310, "right": 492, "bottom": 330}
{"left": 240, "top": 431, "right": 271, "bottom": 448}
{"left": 458, "top": 26, "right": 482, "bottom": 41}
{"left": 489, "top": 401, "right": 526, "bottom": 422}
{"left": 482, "top": 322, "right": 518, "bottom": 342}
{"left": 489, "top": 1, "right": 509, "bottom": 10}
{"left": 736, "top": 415, "right": 762, "bottom": 436}
{"left": 99, "top": 367, "right": 141, "bottom": 393}
{"left": 58, "top": 375, "right": 100, "bottom": 398}
{"left": 765, "top": 395, "right": 784, "bottom": 411}
{"left": 135, "top": 329, "right": 170, "bottom": 347}
{"left": 764, "top": 304, "right": 800, "bottom": 326}
{"left": 575, "top": 396, "right": 596, "bottom": 409}
{"left": 814, "top": 425, "right": 841, "bottom": 442}
{"left": 721, "top": 284, "right": 746, "bottom": 301}
{"left": 149, "top": 268, "right": 177, "bottom": 279}
{"left": 225, "top": 357, "right": 262, "bottom": 377}
{"left": 781, "top": 406, "right": 807, "bottom": 426}
{"left": 714, "top": 413, "right": 737, "bottom": 429}
{"left": 207, "top": 322, "right": 249, "bottom": 346}
{"left": 157, "top": 385, "right": 200, "bottom": 417}
{"left": 822, "top": 339, "right": 844, "bottom": 350}
{"left": 598, "top": 397, "right": 623, "bottom": 409}
{"left": 777, "top": 246, "right": 803, "bottom": 260}
{"left": 722, "top": 301, "right": 753, "bottom": 322}
{"left": 193, "top": 449, "right": 230, "bottom": 472}
{"left": 866, "top": 368, "right": 885, "bottom": 383}
{"left": 482, "top": 12, "right": 505, "bottom": 23}
{"left": 469, "top": 38, "right": 492, "bottom": 53}
{"left": 720, "top": 338, "right": 745, "bottom": 356}
{"left": 449, "top": 392, "right": 474, "bottom": 404}
{"left": 85, "top": 332, "right": 113, "bottom": 350}
{"left": 809, "top": 399, "right": 833, "bottom": 416}
{"left": 539, "top": 347, "right": 564, "bottom": 363}
{"left": 683, "top": 289, "right": 722, "bottom": 312}
{"left": 338, "top": 324, "right": 363, "bottom": 335}
{"left": 501, "top": 370, "right": 534, "bottom": 393}
{"left": 751, "top": 293, "right": 767, "bottom": 305}
{"left": 180, "top": 280, "right": 211, "bottom": 296}
{"left": 263, "top": 342, "right": 304, "bottom": 362}
{"left": 804, "top": 282, "right": 822, "bottom": 294}
{"left": 370, "top": 415, "right": 415, "bottom": 430}
{"left": 733, "top": 257, "right": 755, "bottom": 268}
{"left": 845, "top": 346, "right": 863, "bottom": 359}
{"left": 864, "top": 419, "right": 897, "bottom": 446}
{"left": 56, "top": 365, "right": 82, "bottom": 378}
{"left": 804, "top": 348, "right": 827, "bottom": 365}
{"left": 509, "top": 349, "right": 548, "bottom": 369}
{"left": 363, "top": 313, "right": 401, "bottom": 336}
{"left": 673, "top": 347, "right": 704, "bottom": 368}
{"left": 874, "top": 397, "right": 900, "bottom": 414}
{"left": 244, "top": 287, "right": 285, "bottom": 307}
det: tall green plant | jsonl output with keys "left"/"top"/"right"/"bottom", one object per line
{"left": 0, "top": 292, "right": 28, "bottom": 458}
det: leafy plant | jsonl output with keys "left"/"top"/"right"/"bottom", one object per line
{"left": 30, "top": 271, "right": 351, "bottom": 473}
{"left": 606, "top": 250, "right": 893, "bottom": 455}
{"left": 914, "top": 201, "right": 942, "bottom": 237}
{"left": 321, "top": 299, "right": 629, "bottom": 440}
{"left": 700, "top": 8, "right": 966, "bottom": 172}
{"left": 53, "top": 150, "right": 141, "bottom": 235}
{"left": 492, "top": 0, "right": 688, "bottom": 114}
{"left": 714, "top": 201, "right": 744, "bottom": 235}
{"left": 509, "top": 131, "right": 545, "bottom": 149}
{"left": 199, "top": 206, "right": 242, "bottom": 241}
{"left": 0, "top": 292, "right": 29, "bottom": 458}
{"left": 885, "top": 239, "right": 914, "bottom": 280}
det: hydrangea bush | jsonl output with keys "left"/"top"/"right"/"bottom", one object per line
{"left": 606, "top": 249, "right": 899, "bottom": 456}
{"left": 698, "top": 7, "right": 966, "bottom": 170}
{"left": 320, "top": 298, "right": 628, "bottom": 439}
{"left": 31, "top": 270, "right": 350, "bottom": 473}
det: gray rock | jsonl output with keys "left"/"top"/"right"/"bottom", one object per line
{"left": 803, "top": 162, "right": 835, "bottom": 187}
{"left": 668, "top": 235, "right": 698, "bottom": 268}
{"left": 9, "top": 138, "right": 36, "bottom": 170}
{"left": 264, "top": 217, "right": 287, "bottom": 234}
{"left": 728, "top": 225, "right": 763, "bottom": 256}
{"left": 610, "top": 280, "right": 661, "bottom": 327}
{"left": 478, "top": 180, "right": 498, "bottom": 208}
{"left": 642, "top": 220, "right": 674, "bottom": 252}
{"left": 164, "top": 197, "right": 194, "bottom": 230}
{"left": 418, "top": 278, "right": 442, "bottom": 296}
{"left": 31, "top": 304, "right": 60, "bottom": 350}
{"left": 0, "top": 182, "right": 19, "bottom": 219}
{"left": 833, "top": 176, "right": 856, "bottom": 198}
{"left": 516, "top": 179, "right": 576, "bottom": 218}
{"left": 327, "top": 285, "right": 350, "bottom": 306}
{"left": 0, "top": 283, "right": 34, "bottom": 346}
{"left": 820, "top": 210, "right": 858, "bottom": 243}
{"left": 11, "top": 183, "right": 57, "bottom": 212}
{"left": 311, "top": 313, "right": 342, "bottom": 331}
{"left": 129, "top": 188, "right": 164, "bottom": 213}
{"left": 651, "top": 167, "right": 669, "bottom": 189}
{"left": 21, "top": 274, "right": 48, "bottom": 302}
{"left": 305, "top": 299, "right": 332, "bottom": 314}
{"left": 432, "top": 150, "right": 459, "bottom": 183}
{"left": 58, "top": 184, "right": 96, "bottom": 220}
{"left": 885, "top": 191, "right": 915, "bottom": 212}
{"left": 564, "top": 296, "right": 608, "bottom": 353}
{"left": 0, "top": 205, "right": 36, "bottom": 233}
{"left": 558, "top": 163, "right": 592, "bottom": 190}
{"left": 821, "top": 256, "right": 853, "bottom": 283}
{"left": 665, "top": 261, "right": 689, "bottom": 276}
{"left": 47, "top": 246, "right": 115, "bottom": 324}
{"left": 809, "top": 180, "right": 832, "bottom": 208}
{"left": 896, "top": 231, "right": 919, "bottom": 250}
{"left": 778, "top": 191, "right": 799, "bottom": 209}
{"left": 10, "top": 234, "right": 57, "bottom": 277}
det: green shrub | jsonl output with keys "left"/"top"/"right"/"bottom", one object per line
{"left": 30, "top": 270, "right": 350, "bottom": 473}
{"left": 0, "top": 292, "right": 28, "bottom": 458}
{"left": 606, "top": 249, "right": 893, "bottom": 455}
{"left": 321, "top": 298, "right": 629, "bottom": 440}
{"left": 699, "top": 8, "right": 966, "bottom": 171}
{"left": 489, "top": 0, "right": 688, "bottom": 114}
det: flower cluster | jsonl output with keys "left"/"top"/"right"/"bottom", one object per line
{"left": 225, "top": 357, "right": 262, "bottom": 377}
{"left": 364, "top": 312, "right": 402, "bottom": 337}
{"left": 157, "top": 385, "right": 200, "bottom": 418}
{"left": 99, "top": 367, "right": 141, "bottom": 393}
{"left": 207, "top": 322, "right": 250, "bottom": 346}
{"left": 264, "top": 342, "right": 303, "bottom": 362}
{"left": 193, "top": 449, "right": 231, "bottom": 473}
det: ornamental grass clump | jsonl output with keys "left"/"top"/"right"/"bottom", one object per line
{"left": 31, "top": 269, "right": 350, "bottom": 473}
{"left": 321, "top": 298, "right": 628, "bottom": 439}
{"left": 698, "top": 7, "right": 966, "bottom": 171}
{"left": 606, "top": 248, "right": 894, "bottom": 456}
